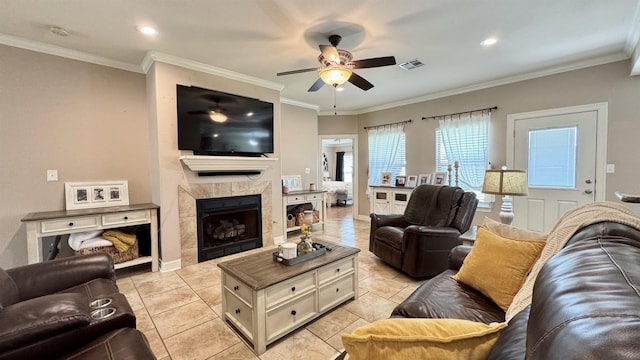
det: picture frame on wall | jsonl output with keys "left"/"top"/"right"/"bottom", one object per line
{"left": 406, "top": 175, "right": 418, "bottom": 188}
{"left": 380, "top": 172, "right": 392, "bottom": 186}
{"left": 65, "top": 181, "right": 129, "bottom": 210}
{"left": 395, "top": 176, "right": 407, "bottom": 187}
{"left": 432, "top": 172, "right": 448, "bottom": 186}
{"left": 418, "top": 173, "right": 431, "bottom": 185}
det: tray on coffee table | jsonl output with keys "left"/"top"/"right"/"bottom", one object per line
{"left": 273, "top": 242, "right": 327, "bottom": 265}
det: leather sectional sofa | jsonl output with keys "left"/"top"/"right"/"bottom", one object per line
{"left": 390, "top": 221, "right": 640, "bottom": 358}
{"left": 0, "top": 253, "right": 155, "bottom": 360}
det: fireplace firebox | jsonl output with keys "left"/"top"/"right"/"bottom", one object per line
{"left": 196, "top": 194, "right": 262, "bottom": 262}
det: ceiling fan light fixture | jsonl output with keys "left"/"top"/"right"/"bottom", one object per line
{"left": 319, "top": 65, "right": 352, "bottom": 86}
{"left": 209, "top": 111, "right": 227, "bottom": 123}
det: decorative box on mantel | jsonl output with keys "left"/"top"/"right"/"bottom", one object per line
{"left": 179, "top": 155, "right": 278, "bottom": 175}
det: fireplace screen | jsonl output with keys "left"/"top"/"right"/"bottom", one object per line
{"left": 197, "top": 194, "right": 262, "bottom": 262}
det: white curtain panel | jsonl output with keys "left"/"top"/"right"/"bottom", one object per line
{"left": 438, "top": 111, "right": 490, "bottom": 191}
{"left": 367, "top": 123, "right": 405, "bottom": 189}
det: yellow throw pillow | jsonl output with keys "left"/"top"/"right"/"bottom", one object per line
{"left": 482, "top": 216, "right": 548, "bottom": 241}
{"left": 452, "top": 227, "right": 545, "bottom": 311}
{"left": 341, "top": 318, "right": 506, "bottom": 360}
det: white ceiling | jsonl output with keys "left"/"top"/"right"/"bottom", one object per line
{"left": 1, "top": 0, "right": 639, "bottom": 114}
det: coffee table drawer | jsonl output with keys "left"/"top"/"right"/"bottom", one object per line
{"left": 266, "top": 291, "right": 317, "bottom": 342}
{"left": 266, "top": 271, "right": 316, "bottom": 308}
{"left": 223, "top": 274, "right": 253, "bottom": 306}
{"left": 318, "top": 257, "right": 355, "bottom": 284}
{"left": 224, "top": 290, "right": 253, "bottom": 340}
{"left": 319, "top": 274, "right": 356, "bottom": 312}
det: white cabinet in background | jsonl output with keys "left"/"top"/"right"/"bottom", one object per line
{"left": 370, "top": 186, "right": 414, "bottom": 214}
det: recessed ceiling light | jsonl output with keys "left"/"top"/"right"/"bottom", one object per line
{"left": 480, "top": 37, "right": 498, "bottom": 46}
{"left": 138, "top": 26, "right": 158, "bottom": 36}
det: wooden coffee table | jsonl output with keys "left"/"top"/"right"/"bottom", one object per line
{"left": 218, "top": 241, "right": 360, "bottom": 354}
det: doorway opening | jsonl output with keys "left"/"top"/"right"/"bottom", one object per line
{"left": 319, "top": 135, "right": 358, "bottom": 220}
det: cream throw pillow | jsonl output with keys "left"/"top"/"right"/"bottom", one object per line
{"left": 482, "top": 216, "right": 548, "bottom": 241}
{"left": 453, "top": 227, "right": 545, "bottom": 311}
{"left": 342, "top": 318, "right": 506, "bottom": 360}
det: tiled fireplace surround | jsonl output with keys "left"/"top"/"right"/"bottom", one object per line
{"left": 177, "top": 180, "right": 273, "bottom": 267}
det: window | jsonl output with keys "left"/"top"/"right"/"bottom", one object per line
{"left": 528, "top": 127, "right": 577, "bottom": 188}
{"left": 368, "top": 123, "right": 406, "bottom": 187}
{"left": 435, "top": 111, "right": 490, "bottom": 205}
{"left": 343, "top": 152, "right": 353, "bottom": 183}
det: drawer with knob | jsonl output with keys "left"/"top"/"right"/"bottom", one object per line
{"left": 318, "top": 257, "right": 355, "bottom": 285}
{"left": 40, "top": 216, "right": 99, "bottom": 234}
{"left": 319, "top": 274, "right": 356, "bottom": 312}
{"left": 224, "top": 290, "right": 253, "bottom": 340}
{"left": 265, "top": 272, "right": 315, "bottom": 308}
{"left": 102, "top": 210, "right": 149, "bottom": 226}
{"left": 266, "top": 290, "right": 317, "bottom": 342}
{"left": 223, "top": 274, "right": 253, "bottom": 306}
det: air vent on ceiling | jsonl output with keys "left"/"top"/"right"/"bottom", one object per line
{"left": 398, "top": 59, "right": 424, "bottom": 70}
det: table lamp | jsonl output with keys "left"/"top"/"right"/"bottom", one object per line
{"left": 482, "top": 168, "right": 528, "bottom": 225}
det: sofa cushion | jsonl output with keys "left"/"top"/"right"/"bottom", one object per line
{"left": 375, "top": 226, "right": 404, "bottom": 249}
{"left": 487, "top": 306, "right": 529, "bottom": 360}
{"left": 341, "top": 318, "right": 506, "bottom": 360}
{"left": 482, "top": 217, "right": 547, "bottom": 241}
{"left": 391, "top": 269, "right": 505, "bottom": 324}
{"left": 453, "top": 227, "right": 545, "bottom": 311}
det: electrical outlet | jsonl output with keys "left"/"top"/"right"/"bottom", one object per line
{"left": 47, "top": 169, "right": 58, "bottom": 182}
{"left": 606, "top": 164, "right": 615, "bottom": 173}
{"left": 305, "top": 167, "right": 311, "bottom": 174}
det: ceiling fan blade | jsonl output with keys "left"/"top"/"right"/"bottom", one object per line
{"left": 319, "top": 45, "right": 340, "bottom": 64}
{"left": 348, "top": 72, "right": 374, "bottom": 91}
{"left": 308, "top": 78, "right": 325, "bottom": 92}
{"left": 350, "top": 56, "right": 397, "bottom": 69}
{"left": 277, "top": 67, "right": 320, "bottom": 76}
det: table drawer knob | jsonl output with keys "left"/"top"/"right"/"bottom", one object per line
{"left": 68, "top": 222, "right": 74, "bottom": 227}
{"left": 233, "top": 285, "right": 239, "bottom": 291}
{"left": 124, "top": 216, "right": 128, "bottom": 220}
{"left": 336, "top": 288, "right": 340, "bottom": 292}
{"left": 291, "top": 310, "right": 297, "bottom": 316}
{"left": 336, "top": 268, "right": 340, "bottom": 273}
{"left": 291, "top": 286, "right": 296, "bottom": 292}
{"left": 235, "top": 308, "right": 240, "bottom": 314}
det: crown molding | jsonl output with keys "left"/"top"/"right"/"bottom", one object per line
{"left": 142, "top": 51, "right": 284, "bottom": 91}
{"left": 280, "top": 97, "right": 319, "bottom": 111}
{"left": 0, "top": 34, "right": 144, "bottom": 73}
{"left": 357, "top": 52, "right": 630, "bottom": 114}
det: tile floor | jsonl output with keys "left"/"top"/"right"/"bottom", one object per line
{"left": 116, "top": 206, "right": 426, "bottom": 360}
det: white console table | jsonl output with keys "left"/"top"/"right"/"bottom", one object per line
{"left": 21, "top": 203, "right": 159, "bottom": 272}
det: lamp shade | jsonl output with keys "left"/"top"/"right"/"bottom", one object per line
{"left": 319, "top": 65, "right": 352, "bottom": 86}
{"left": 482, "top": 169, "right": 528, "bottom": 196}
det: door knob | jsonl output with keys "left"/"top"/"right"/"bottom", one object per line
{"left": 585, "top": 179, "right": 593, "bottom": 184}
{"left": 585, "top": 189, "right": 593, "bottom": 194}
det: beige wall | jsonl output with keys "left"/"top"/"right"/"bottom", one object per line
{"left": 280, "top": 104, "right": 319, "bottom": 189}
{"left": 323, "top": 60, "right": 640, "bottom": 220}
{"left": 0, "top": 45, "right": 150, "bottom": 268}
{"left": 318, "top": 114, "right": 359, "bottom": 135}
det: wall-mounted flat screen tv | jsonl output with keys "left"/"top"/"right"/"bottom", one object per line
{"left": 177, "top": 85, "right": 274, "bottom": 156}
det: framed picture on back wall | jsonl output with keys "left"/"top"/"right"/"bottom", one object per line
{"left": 418, "top": 174, "right": 431, "bottom": 185}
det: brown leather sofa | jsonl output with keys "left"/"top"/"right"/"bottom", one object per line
{"left": 0, "top": 253, "right": 155, "bottom": 360}
{"left": 369, "top": 185, "right": 478, "bottom": 277}
{"left": 390, "top": 221, "right": 640, "bottom": 359}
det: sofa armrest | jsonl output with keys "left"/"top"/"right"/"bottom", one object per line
{"left": 6, "top": 254, "right": 115, "bottom": 301}
{"left": 448, "top": 245, "right": 473, "bottom": 270}
{"left": 0, "top": 293, "right": 91, "bottom": 354}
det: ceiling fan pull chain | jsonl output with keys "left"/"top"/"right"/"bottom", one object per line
{"left": 333, "top": 84, "right": 338, "bottom": 115}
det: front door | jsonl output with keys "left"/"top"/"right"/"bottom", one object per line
{"left": 507, "top": 103, "right": 607, "bottom": 233}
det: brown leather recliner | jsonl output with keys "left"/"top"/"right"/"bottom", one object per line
{"left": 369, "top": 185, "right": 478, "bottom": 278}
{"left": 0, "top": 253, "right": 155, "bottom": 360}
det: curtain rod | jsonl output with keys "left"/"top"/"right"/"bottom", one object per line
{"left": 421, "top": 106, "right": 497, "bottom": 121}
{"left": 364, "top": 119, "right": 412, "bottom": 130}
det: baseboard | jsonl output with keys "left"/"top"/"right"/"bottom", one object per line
{"left": 357, "top": 214, "right": 371, "bottom": 222}
{"left": 159, "top": 258, "right": 181, "bottom": 272}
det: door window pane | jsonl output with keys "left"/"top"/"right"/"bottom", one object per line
{"left": 528, "top": 127, "right": 577, "bottom": 188}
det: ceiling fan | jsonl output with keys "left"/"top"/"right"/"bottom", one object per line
{"left": 277, "top": 34, "right": 396, "bottom": 92}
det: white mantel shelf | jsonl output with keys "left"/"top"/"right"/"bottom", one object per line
{"left": 180, "top": 155, "right": 278, "bottom": 173}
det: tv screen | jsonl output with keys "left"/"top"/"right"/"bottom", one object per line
{"left": 177, "top": 85, "right": 274, "bottom": 156}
